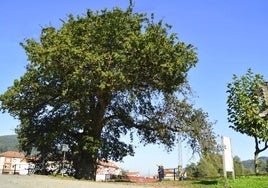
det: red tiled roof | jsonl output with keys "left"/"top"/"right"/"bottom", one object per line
{"left": 0, "top": 151, "right": 25, "bottom": 158}
{"left": 127, "top": 171, "right": 140, "bottom": 176}
{"left": 98, "top": 160, "right": 120, "bottom": 169}
{"left": 164, "top": 169, "right": 174, "bottom": 174}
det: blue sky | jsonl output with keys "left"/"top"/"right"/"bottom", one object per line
{"left": 1, "top": 0, "right": 268, "bottom": 176}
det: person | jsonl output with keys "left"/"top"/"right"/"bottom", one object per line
{"left": 178, "top": 165, "right": 187, "bottom": 181}
{"left": 183, "top": 171, "right": 187, "bottom": 180}
{"left": 178, "top": 165, "right": 183, "bottom": 181}
{"left": 157, "top": 165, "right": 164, "bottom": 182}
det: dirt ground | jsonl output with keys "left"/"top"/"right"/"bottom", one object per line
{"left": 0, "top": 174, "right": 161, "bottom": 188}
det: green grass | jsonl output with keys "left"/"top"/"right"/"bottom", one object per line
{"left": 187, "top": 176, "right": 268, "bottom": 188}
{"left": 39, "top": 175, "right": 268, "bottom": 188}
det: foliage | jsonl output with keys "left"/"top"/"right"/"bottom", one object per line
{"left": 197, "top": 153, "right": 222, "bottom": 177}
{"left": 226, "top": 69, "right": 268, "bottom": 174}
{"left": 227, "top": 69, "right": 268, "bottom": 139}
{"left": 233, "top": 156, "right": 246, "bottom": 176}
{"left": 186, "top": 154, "right": 246, "bottom": 178}
{"left": 0, "top": 135, "right": 19, "bottom": 152}
{"left": 0, "top": 3, "right": 217, "bottom": 180}
{"left": 186, "top": 153, "right": 222, "bottom": 178}
{"left": 186, "top": 162, "right": 199, "bottom": 178}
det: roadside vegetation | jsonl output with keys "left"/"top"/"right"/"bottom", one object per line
{"left": 128, "top": 176, "right": 268, "bottom": 188}
{"left": 184, "top": 175, "right": 268, "bottom": 188}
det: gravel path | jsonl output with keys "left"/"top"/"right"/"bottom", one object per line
{"left": 0, "top": 174, "right": 155, "bottom": 188}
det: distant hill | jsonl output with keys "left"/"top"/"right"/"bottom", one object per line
{"left": 0, "top": 135, "right": 19, "bottom": 153}
{"left": 242, "top": 156, "right": 268, "bottom": 171}
{"left": 242, "top": 159, "right": 254, "bottom": 169}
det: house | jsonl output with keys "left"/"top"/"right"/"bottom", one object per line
{"left": 0, "top": 151, "right": 29, "bottom": 175}
{"left": 126, "top": 171, "right": 140, "bottom": 177}
{"left": 96, "top": 160, "right": 122, "bottom": 181}
{"left": 164, "top": 168, "right": 176, "bottom": 180}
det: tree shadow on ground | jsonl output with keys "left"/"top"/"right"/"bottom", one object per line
{"left": 192, "top": 180, "right": 218, "bottom": 185}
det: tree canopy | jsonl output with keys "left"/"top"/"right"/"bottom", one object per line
{"left": 0, "top": 4, "right": 217, "bottom": 179}
{"left": 227, "top": 68, "right": 268, "bottom": 174}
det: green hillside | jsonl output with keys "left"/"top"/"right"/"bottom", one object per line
{"left": 0, "top": 135, "right": 19, "bottom": 153}
{"left": 241, "top": 157, "right": 268, "bottom": 174}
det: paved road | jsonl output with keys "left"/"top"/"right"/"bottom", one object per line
{"left": 0, "top": 174, "right": 154, "bottom": 188}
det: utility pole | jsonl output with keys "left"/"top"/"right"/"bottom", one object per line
{"left": 178, "top": 134, "right": 183, "bottom": 180}
{"left": 178, "top": 141, "right": 182, "bottom": 167}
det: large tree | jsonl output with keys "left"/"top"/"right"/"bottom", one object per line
{"left": 0, "top": 4, "right": 217, "bottom": 179}
{"left": 227, "top": 69, "right": 268, "bottom": 174}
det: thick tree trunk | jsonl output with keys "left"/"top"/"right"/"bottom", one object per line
{"left": 72, "top": 94, "right": 109, "bottom": 180}
{"left": 73, "top": 140, "right": 99, "bottom": 180}
{"left": 72, "top": 125, "right": 102, "bottom": 180}
{"left": 73, "top": 151, "right": 97, "bottom": 180}
{"left": 72, "top": 130, "right": 101, "bottom": 180}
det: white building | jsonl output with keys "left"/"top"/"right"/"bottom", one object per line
{"left": 0, "top": 151, "right": 29, "bottom": 175}
{"left": 96, "top": 160, "right": 122, "bottom": 181}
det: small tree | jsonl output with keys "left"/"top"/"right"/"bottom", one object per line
{"left": 186, "top": 154, "right": 245, "bottom": 178}
{"left": 233, "top": 156, "right": 245, "bottom": 176}
{"left": 197, "top": 153, "right": 222, "bottom": 178}
{"left": 0, "top": 3, "right": 217, "bottom": 179}
{"left": 185, "top": 162, "right": 199, "bottom": 178}
{"left": 227, "top": 69, "right": 268, "bottom": 174}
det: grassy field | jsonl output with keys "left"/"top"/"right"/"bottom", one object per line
{"left": 49, "top": 175, "right": 268, "bottom": 188}
{"left": 176, "top": 175, "right": 268, "bottom": 188}
{"left": 110, "top": 175, "right": 268, "bottom": 188}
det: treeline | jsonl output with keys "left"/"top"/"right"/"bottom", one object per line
{"left": 0, "top": 135, "right": 19, "bottom": 153}
{"left": 1, "top": 135, "right": 268, "bottom": 177}
{"left": 185, "top": 153, "right": 268, "bottom": 178}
